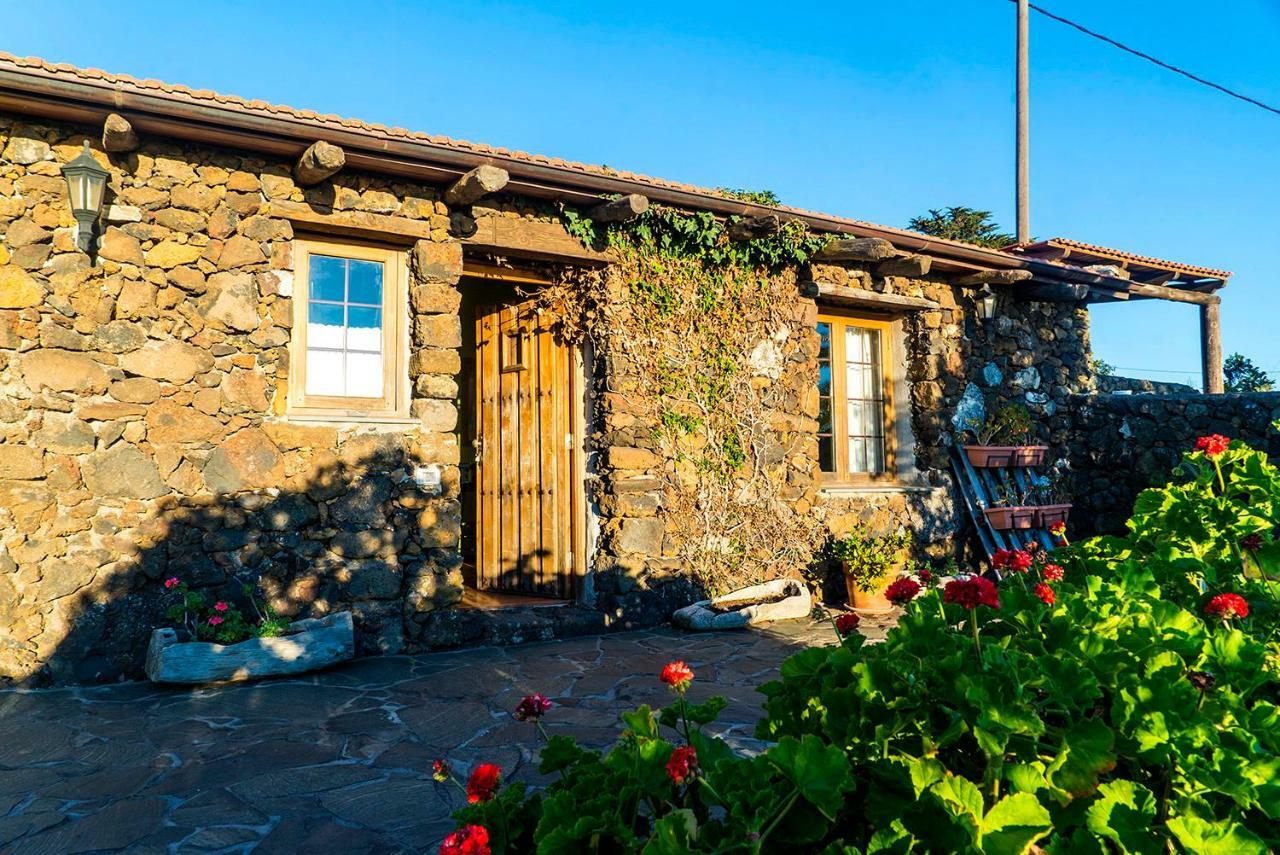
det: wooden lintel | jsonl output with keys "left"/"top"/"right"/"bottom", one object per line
{"left": 445, "top": 164, "right": 509, "bottom": 205}
{"left": 804, "top": 281, "right": 939, "bottom": 313}
{"left": 102, "top": 112, "right": 139, "bottom": 153}
{"left": 876, "top": 254, "right": 932, "bottom": 277}
{"left": 1125, "top": 281, "right": 1218, "bottom": 306}
{"left": 815, "top": 237, "right": 896, "bottom": 263}
{"left": 267, "top": 200, "right": 430, "bottom": 243}
{"left": 726, "top": 214, "right": 782, "bottom": 241}
{"left": 293, "top": 140, "right": 346, "bottom": 186}
{"left": 953, "top": 268, "right": 1034, "bottom": 287}
{"left": 589, "top": 193, "right": 649, "bottom": 223}
{"left": 464, "top": 215, "right": 610, "bottom": 264}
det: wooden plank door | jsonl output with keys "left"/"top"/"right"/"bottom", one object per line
{"left": 474, "top": 299, "right": 574, "bottom": 597}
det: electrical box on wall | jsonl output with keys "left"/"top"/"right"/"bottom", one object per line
{"left": 413, "top": 464, "right": 442, "bottom": 496}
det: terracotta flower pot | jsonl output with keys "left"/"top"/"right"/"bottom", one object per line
{"left": 983, "top": 506, "right": 1039, "bottom": 531}
{"left": 1035, "top": 504, "right": 1072, "bottom": 528}
{"left": 963, "top": 445, "right": 1050, "bottom": 468}
{"left": 842, "top": 560, "right": 900, "bottom": 613}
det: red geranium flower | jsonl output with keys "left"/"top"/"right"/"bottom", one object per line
{"left": 163, "top": 577, "right": 180, "bottom": 589}
{"left": 1010, "top": 550, "right": 1034, "bottom": 574}
{"left": 1195, "top": 434, "right": 1230, "bottom": 458}
{"left": 1205, "top": 593, "right": 1249, "bottom": 620}
{"left": 213, "top": 601, "right": 229, "bottom": 613}
{"left": 1049, "top": 521, "right": 1067, "bottom": 539}
{"left": 991, "top": 549, "right": 1012, "bottom": 570}
{"left": 1034, "top": 583, "right": 1056, "bottom": 606}
{"left": 207, "top": 616, "right": 223, "bottom": 626}
{"left": 440, "top": 824, "right": 490, "bottom": 855}
{"left": 514, "top": 693, "right": 552, "bottom": 722}
{"left": 884, "top": 578, "right": 921, "bottom": 606}
{"left": 432, "top": 759, "right": 452, "bottom": 783}
{"left": 834, "top": 612, "right": 860, "bottom": 636}
{"left": 666, "top": 745, "right": 697, "bottom": 785}
{"left": 466, "top": 763, "right": 501, "bottom": 804}
{"left": 1042, "top": 563, "right": 1064, "bottom": 582}
{"left": 918, "top": 567, "right": 934, "bottom": 585}
{"left": 943, "top": 576, "right": 1000, "bottom": 610}
{"left": 660, "top": 661, "right": 694, "bottom": 693}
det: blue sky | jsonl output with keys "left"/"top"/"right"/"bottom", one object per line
{"left": 9, "top": 0, "right": 1278, "bottom": 386}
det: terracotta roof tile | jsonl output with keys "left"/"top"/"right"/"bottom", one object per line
{"left": 1007, "top": 238, "right": 1230, "bottom": 280}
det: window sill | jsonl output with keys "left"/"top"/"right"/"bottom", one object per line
{"left": 819, "top": 482, "right": 942, "bottom": 497}
{"left": 281, "top": 413, "right": 419, "bottom": 428}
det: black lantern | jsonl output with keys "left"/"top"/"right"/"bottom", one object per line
{"left": 974, "top": 285, "right": 998, "bottom": 322}
{"left": 60, "top": 141, "right": 109, "bottom": 253}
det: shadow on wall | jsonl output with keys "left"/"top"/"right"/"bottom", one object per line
{"left": 27, "top": 444, "right": 462, "bottom": 687}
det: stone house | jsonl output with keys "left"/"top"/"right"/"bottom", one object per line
{"left": 0, "top": 54, "right": 1233, "bottom": 683}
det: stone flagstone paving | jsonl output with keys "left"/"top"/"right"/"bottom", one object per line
{"left": 0, "top": 617, "right": 891, "bottom": 853}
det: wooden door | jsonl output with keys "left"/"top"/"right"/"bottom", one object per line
{"left": 474, "top": 299, "right": 574, "bottom": 597}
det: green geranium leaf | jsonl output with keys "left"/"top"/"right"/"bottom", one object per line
{"left": 1166, "top": 815, "right": 1269, "bottom": 855}
{"left": 1048, "top": 718, "right": 1116, "bottom": 798}
{"left": 1084, "top": 780, "right": 1161, "bottom": 854}
{"left": 980, "top": 792, "right": 1052, "bottom": 855}
{"left": 539, "top": 734, "right": 592, "bottom": 775}
{"left": 622, "top": 705, "right": 658, "bottom": 740}
{"left": 768, "top": 735, "right": 851, "bottom": 819}
{"left": 642, "top": 809, "right": 697, "bottom": 854}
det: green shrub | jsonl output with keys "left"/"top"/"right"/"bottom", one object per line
{"left": 435, "top": 433, "right": 1280, "bottom": 853}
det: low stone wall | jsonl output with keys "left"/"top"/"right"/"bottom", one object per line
{"left": 1063, "top": 392, "right": 1280, "bottom": 533}
{"left": 1096, "top": 375, "right": 1198, "bottom": 395}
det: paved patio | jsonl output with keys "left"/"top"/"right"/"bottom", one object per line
{"left": 0, "top": 617, "right": 885, "bottom": 853}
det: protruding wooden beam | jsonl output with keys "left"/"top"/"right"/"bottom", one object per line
{"left": 803, "top": 281, "right": 939, "bottom": 313}
{"left": 726, "top": 214, "right": 781, "bottom": 241}
{"left": 293, "top": 140, "right": 345, "bottom": 186}
{"left": 1126, "top": 281, "right": 1218, "bottom": 306}
{"left": 445, "top": 164, "right": 509, "bottom": 205}
{"left": 102, "top": 113, "right": 139, "bottom": 153}
{"left": 815, "top": 237, "right": 896, "bottom": 263}
{"left": 1021, "top": 282, "right": 1089, "bottom": 303}
{"left": 953, "top": 268, "right": 1034, "bottom": 287}
{"left": 876, "top": 254, "right": 932, "bottom": 277}
{"left": 1201, "top": 299, "right": 1224, "bottom": 393}
{"left": 589, "top": 193, "right": 649, "bottom": 223}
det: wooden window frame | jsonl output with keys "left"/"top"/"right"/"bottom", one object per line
{"left": 817, "top": 311, "right": 897, "bottom": 486}
{"left": 288, "top": 237, "right": 409, "bottom": 421}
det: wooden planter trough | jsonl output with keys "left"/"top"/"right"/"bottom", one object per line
{"left": 672, "top": 579, "right": 811, "bottom": 631}
{"left": 145, "top": 611, "right": 355, "bottom": 684}
{"left": 963, "top": 445, "right": 1050, "bottom": 468}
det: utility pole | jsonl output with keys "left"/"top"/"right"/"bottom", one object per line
{"left": 1016, "top": 0, "right": 1030, "bottom": 243}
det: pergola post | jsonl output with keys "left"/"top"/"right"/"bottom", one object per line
{"left": 1200, "top": 298, "right": 1224, "bottom": 393}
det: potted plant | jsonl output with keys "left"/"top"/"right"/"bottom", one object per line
{"left": 982, "top": 484, "right": 1039, "bottom": 531}
{"left": 961, "top": 404, "right": 1049, "bottom": 468}
{"left": 1027, "top": 462, "right": 1073, "bottom": 528}
{"left": 145, "top": 579, "right": 355, "bottom": 684}
{"left": 832, "top": 527, "right": 912, "bottom": 612}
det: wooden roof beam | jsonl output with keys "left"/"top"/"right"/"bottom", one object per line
{"left": 445, "top": 164, "right": 509, "bottom": 205}
{"left": 293, "top": 140, "right": 345, "bottom": 186}
{"left": 726, "top": 213, "right": 781, "bottom": 241}
{"left": 953, "top": 268, "right": 1034, "bottom": 287}
{"left": 590, "top": 193, "right": 649, "bottom": 223}
{"left": 815, "top": 237, "right": 896, "bottom": 262}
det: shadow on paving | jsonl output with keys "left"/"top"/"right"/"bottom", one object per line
{"left": 0, "top": 620, "right": 867, "bottom": 852}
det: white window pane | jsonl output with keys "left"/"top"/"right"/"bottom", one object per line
{"left": 345, "top": 351, "right": 384, "bottom": 398}
{"left": 347, "top": 260, "right": 383, "bottom": 305}
{"left": 845, "top": 327, "right": 867, "bottom": 362}
{"left": 848, "top": 436, "right": 867, "bottom": 473}
{"left": 848, "top": 399, "right": 869, "bottom": 434}
{"left": 308, "top": 302, "right": 344, "bottom": 349}
{"left": 847, "top": 363, "right": 869, "bottom": 399}
{"left": 310, "top": 255, "right": 347, "bottom": 302}
{"left": 306, "top": 349, "right": 344, "bottom": 396}
{"left": 866, "top": 438, "right": 884, "bottom": 474}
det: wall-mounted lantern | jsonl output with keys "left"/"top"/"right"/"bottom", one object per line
{"left": 974, "top": 285, "right": 999, "bottom": 323}
{"left": 60, "top": 141, "right": 109, "bottom": 253}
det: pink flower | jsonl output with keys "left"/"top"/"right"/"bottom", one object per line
{"left": 514, "top": 694, "right": 552, "bottom": 722}
{"left": 207, "top": 616, "right": 223, "bottom": 626}
{"left": 163, "top": 577, "right": 180, "bottom": 589}
{"left": 213, "top": 601, "right": 229, "bottom": 613}
{"left": 1034, "top": 583, "right": 1056, "bottom": 606}
{"left": 1042, "top": 563, "right": 1064, "bottom": 582}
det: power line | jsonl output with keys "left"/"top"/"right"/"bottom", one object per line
{"left": 1112, "top": 365, "right": 1200, "bottom": 376}
{"left": 1009, "top": 0, "right": 1280, "bottom": 118}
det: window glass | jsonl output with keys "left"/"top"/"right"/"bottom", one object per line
{"left": 844, "top": 326, "right": 885, "bottom": 475}
{"left": 816, "top": 322, "right": 835, "bottom": 472}
{"left": 304, "top": 254, "right": 386, "bottom": 399}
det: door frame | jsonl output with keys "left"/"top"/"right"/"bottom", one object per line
{"left": 463, "top": 260, "right": 589, "bottom": 602}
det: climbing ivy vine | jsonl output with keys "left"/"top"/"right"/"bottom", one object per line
{"left": 543, "top": 204, "right": 830, "bottom": 594}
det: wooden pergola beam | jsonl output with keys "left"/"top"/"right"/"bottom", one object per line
{"left": 815, "top": 237, "right": 896, "bottom": 262}
{"left": 953, "top": 268, "right": 1034, "bottom": 287}
{"left": 589, "top": 193, "right": 649, "bottom": 223}
{"left": 1201, "top": 299, "right": 1224, "bottom": 393}
{"left": 1125, "top": 281, "right": 1218, "bottom": 306}
{"left": 445, "top": 164, "right": 510, "bottom": 205}
{"left": 293, "top": 140, "right": 345, "bottom": 186}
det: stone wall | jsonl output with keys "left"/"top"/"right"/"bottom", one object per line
{"left": 1062, "top": 392, "right": 1280, "bottom": 534}
{"left": 0, "top": 116, "right": 466, "bottom": 683}
{"left": 1096, "top": 374, "right": 1198, "bottom": 395}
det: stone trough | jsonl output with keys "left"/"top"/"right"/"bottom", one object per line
{"left": 145, "top": 611, "right": 355, "bottom": 684}
{"left": 673, "top": 579, "right": 812, "bottom": 631}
